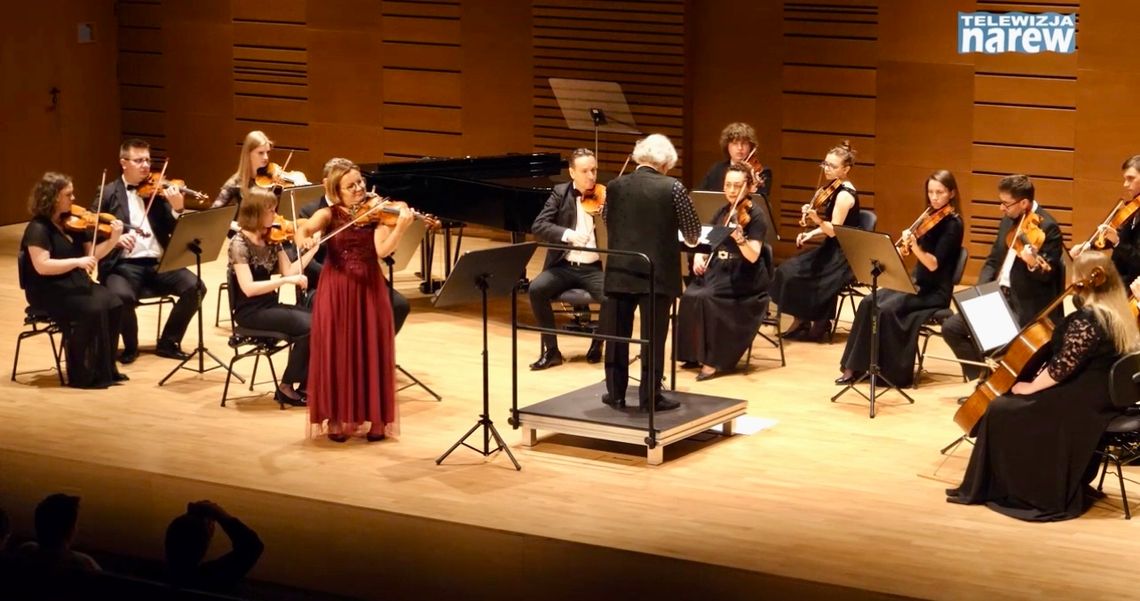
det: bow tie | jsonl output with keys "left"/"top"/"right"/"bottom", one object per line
{"left": 126, "top": 183, "right": 139, "bottom": 191}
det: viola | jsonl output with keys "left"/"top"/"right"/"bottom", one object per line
{"left": 266, "top": 214, "right": 295, "bottom": 245}
{"left": 581, "top": 184, "right": 606, "bottom": 216}
{"left": 137, "top": 173, "right": 209, "bottom": 202}
{"left": 1006, "top": 211, "right": 1052, "bottom": 272}
{"left": 1088, "top": 193, "right": 1140, "bottom": 250}
{"left": 896, "top": 204, "right": 955, "bottom": 256}
{"left": 954, "top": 267, "right": 1106, "bottom": 434}
{"left": 61, "top": 205, "right": 147, "bottom": 238}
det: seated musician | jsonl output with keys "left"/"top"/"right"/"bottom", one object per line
{"left": 527, "top": 148, "right": 605, "bottom": 370}
{"left": 836, "top": 171, "right": 964, "bottom": 387}
{"left": 697, "top": 122, "right": 772, "bottom": 198}
{"left": 97, "top": 138, "right": 204, "bottom": 364}
{"left": 21, "top": 172, "right": 128, "bottom": 389}
{"left": 941, "top": 175, "right": 1065, "bottom": 383}
{"left": 297, "top": 157, "right": 411, "bottom": 332}
{"left": 676, "top": 162, "right": 770, "bottom": 381}
{"left": 947, "top": 251, "right": 1140, "bottom": 521}
{"left": 1070, "top": 155, "right": 1140, "bottom": 287}
{"left": 769, "top": 141, "right": 861, "bottom": 342}
{"left": 212, "top": 130, "right": 308, "bottom": 209}
{"left": 228, "top": 187, "right": 316, "bottom": 407}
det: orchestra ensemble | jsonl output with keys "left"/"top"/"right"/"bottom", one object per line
{"left": 19, "top": 123, "right": 1140, "bottom": 521}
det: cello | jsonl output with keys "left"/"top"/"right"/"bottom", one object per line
{"left": 953, "top": 266, "right": 1107, "bottom": 434}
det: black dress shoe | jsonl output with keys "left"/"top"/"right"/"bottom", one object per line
{"left": 680, "top": 360, "right": 700, "bottom": 369}
{"left": 118, "top": 348, "right": 139, "bottom": 364}
{"left": 602, "top": 393, "right": 625, "bottom": 408}
{"left": 155, "top": 342, "right": 191, "bottom": 361}
{"left": 529, "top": 348, "right": 563, "bottom": 370}
{"left": 113, "top": 372, "right": 130, "bottom": 382}
{"left": 640, "top": 395, "right": 681, "bottom": 412}
{"left": 274, "top": 389, "right": 307, "bottom": 409}
{"left": 780, "top": 321, "right": 810, "bottom": 339}
{"left": 805, "top": 320, "right": 832, "bottom": 342}
{"left": 366, "top": 432, "right": 386, "bottom": 443}
{"left": 585, "top": 340, "right": 603, "bottom": 364}
{"left": 695, "top": 369, "right": 719, "bottom": 382}
{"left": 834, "top": 371, "right": 862, "bottom": 385}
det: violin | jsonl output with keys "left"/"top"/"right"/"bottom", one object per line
{"left": 254, "top": 162, "right": 308, "bottom": 190}
{"left": 137, "top": 173, "right": 208, "bottom": 201}
{"left": 61, "top": 205, "right": 147, "bottom": 238}
{"left": 351, "top": 194, "right": 440, "bottom": 229}
{"left": 1087, "top": 193, "right": 1140, "bottom": 250}
{"left": 954, "top": 267, "right": 1106, "bottom": 434}
{"left": 1006, "top": 211, "right": 1052, "bottom": 272}
{"left": 581, "top": 184, "right": 606, "bottom": 216}
{"left": 896, "top": 204, "right": 955, "bottom": 256}
{"left": 741, "top": 149, "right": 768, "bottom": 193}
{"left": 266, "top": 214, "right": 295, "bottom": 245}
{"left": 801, "top": 178, "right": 843, "bottom": 228}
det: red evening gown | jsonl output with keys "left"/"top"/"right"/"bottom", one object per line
{"left": 308, "top": 207, "right": 399, "bottom": 438}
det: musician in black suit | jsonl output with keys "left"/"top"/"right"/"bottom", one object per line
{"left": 527, "top": 148, "right": 606, "bottom": 370}
{"left": 602, "top": 134, "right": 702, "bottom": 411}
{"left": 1070, "top": 155, "right": 1140, "bottom": 288}
{"left": 697, "top": 122, "right": 772, "bottom": 198}
{"left": 96, "top": 139, "right": 205, "bottom": 363}
{"left": 296, "top": 157, "right": 410, "bottom": 333}
{"left": 942, "top": 174, "right": 1065, "bottom": 381}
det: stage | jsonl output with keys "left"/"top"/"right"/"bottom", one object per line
{"left": 1, "top": 223, "right": 1137, "bottom": 601}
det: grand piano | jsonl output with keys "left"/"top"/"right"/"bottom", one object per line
{"left": 359, "top": 152, "right": 566, "bottom": 291}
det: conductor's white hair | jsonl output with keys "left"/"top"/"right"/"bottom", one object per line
{"left": 632, "top": 134, "right": 678, "bottom": 172}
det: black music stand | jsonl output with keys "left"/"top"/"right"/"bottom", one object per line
{"left": 548, "top": 78, "right": 641, "bottom": 157}
{"left": 830, "top": 226, "right": 917, "bottom": 417}
{"left": 383, "top": 220, "right": 441, "bottom": 401}
{"left": 433, "top": 242, "right": 537, "bottom": 470}
{"left": 157, "top": 207, "right": 237, "bottom": 386}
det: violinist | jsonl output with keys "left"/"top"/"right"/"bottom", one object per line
{"left": 836, "top": 171, "right": 964, "bottom": 387}
{"left": 942, "top": 174, "right": 1065, "bottom": 382}
{"left": 770, "top": 140, "right": 862, "bottom": 342}
{"left": 295, "top": 160, "right": 414, "bottom": 442}
{"left": 1070, "top": 155, "right": 1140, "bottom": 288}
{"left": 227, "top": 187, "right": 318, "bottom": 407}
{"left": 947, "top": 251, "right": 1140, "bottom": 521}
{"left": 698, "top": 122, "right": 772, "bottom": 198}
{"left": 211, "top": 130, "right": 309, "bottom": 209}
{"left": 97, "top": 138, "right": 204, "bottom": 364}
{"left": 20, "top": 172, "right": 128, "bottom": 388}
{"left": 676, "top": 162, "right": 770, "bottom": 381}
{"left": 527, "top": 148, "right": 606, "bottom": 370}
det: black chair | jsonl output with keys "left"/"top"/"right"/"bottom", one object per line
{"left": 746, "top": 243, "right": 784, "bottom": 368}
{"left": 137, "top": 285, "right": 175, "bottom": 343}
{"left": 12, "top": 250, "right": 66, "bottom": 385}
{"left": 552, "top": 287, "right": 601, "bottom": 334}
{"left": 831, "top": 209, "right": 878, "bottom": 340}
{"left": 219, "top": 271, "right": 295, "bottom": 408}
{"left": 214, "top": 280, "right": 230, "bottom": 327}
{"left": 1094, "top": 351, "right": 1140, "bottom": 518}
{"left": 912, "top": 247, "right": 970, "bottom": 387}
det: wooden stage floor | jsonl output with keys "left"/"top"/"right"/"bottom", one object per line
{"left": 0, "top": 223, "right": 1136, "bottom": 601}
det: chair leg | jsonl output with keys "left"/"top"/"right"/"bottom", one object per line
{"left": 1115, "top": 455, "right": 1131, "bottom": 519}
{"left": 49, "top": 331, "right": 65, "bottom": 386}
{"left": 914, "top": 332, "right": 931, "bottom": 389}
{"left": 250, "top": 354, "right": 261, "bottom": 391}
{"left": 221, "top": 355, "right": 240, "bottom": 407}
{"left": 776, "top": 306, "right": 785, "bottom": 366}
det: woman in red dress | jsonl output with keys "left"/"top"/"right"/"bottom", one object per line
{"left": 296, "top": 161, "right": 414, "bottom": 442}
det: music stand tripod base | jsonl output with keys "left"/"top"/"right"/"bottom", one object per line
{"left": 431, "top": 242, "right": 536, "bottom": 470}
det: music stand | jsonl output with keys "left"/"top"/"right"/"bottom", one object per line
{"left": 548, "top": 78, "right": 641, "bottom": 157}
{"left": 157, "top": 207, "right": 237, "bottom": 386}
{"left": 432, "top": 242, "right": 538, "bottom": 470}
{"left": 830, "top": 226, "right": 918, "bottom": 417}
{"left": 279, "top": 185, "right": 325, "bottom": 221}
{"left": 383, "top": 220, "right": 441, "bottom": 401}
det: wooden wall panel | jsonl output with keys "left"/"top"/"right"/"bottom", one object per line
{"left": 776, "top": 1, "right": 878, "bottom": 251}
{"left": 532, "top": 0, "right": 686, "bottom": 176}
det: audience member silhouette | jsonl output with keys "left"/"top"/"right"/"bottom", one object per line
{"left": 164, "top": 500, "right": 264, "bottom": 593}
{"left": 16, "top": 493, "right": 101, "bottom": 573}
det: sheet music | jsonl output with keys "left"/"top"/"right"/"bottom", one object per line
{"left": 959, "top": 293, "right": 1020, "bottom": 352}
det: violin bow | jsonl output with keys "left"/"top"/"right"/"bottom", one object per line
{"left": 88, "top": 169, "right": 108, "bottom": 283}
{"left": 280, "top": 150, "right": 294, "bottom": 173}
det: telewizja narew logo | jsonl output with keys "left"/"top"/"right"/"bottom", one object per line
{"left": 958, "top": 12, "right": 1076, "bottom": 54}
